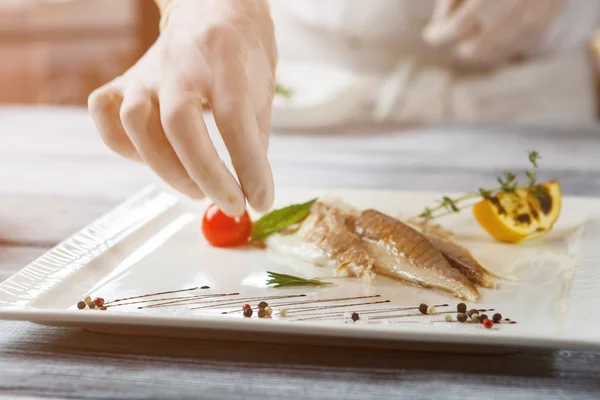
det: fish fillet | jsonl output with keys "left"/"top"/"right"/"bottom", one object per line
{"left": 355, "top": 209, "right": 479, "bottom": 302}
{"left": 266, "top": 201, "right": 376, "bottom": 282}
{"left": 425, "top": 234, "right": 496, "bottom": 289}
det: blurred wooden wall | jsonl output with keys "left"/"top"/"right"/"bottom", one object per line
{"left": 0, "top": 0, "right": 159, "bottom": 106}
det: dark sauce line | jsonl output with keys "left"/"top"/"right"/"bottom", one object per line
{"left": 220, "top": 295, "right": 382, "bottom": 314}
{"left": 219, "top": 295, "right": 382, "bottom": 314}
{"left": 369, "top": 308, "right": 496, "bottom": 321}
{"left": 141, "top": 293, "right": 307, "bottom": 310}
{"left": 106, "top": 293, "right": 228, "bottom": 308}
{"left": 286, "top": 300, "right": 391, "bottom": 314}
{"left": 138, "top": 293, "right": 240, "bottom": 309}
{"left": 185, "top": 294, "right": 307, "bottom": 311}
{"left": 290, "top": 303, "right": 450, "bottom": 320}
{"left": 264, "top": 295, "right": 382, "bottom": 309}
{"left": 104, "top": 287, "right": 202, "bottom": 305}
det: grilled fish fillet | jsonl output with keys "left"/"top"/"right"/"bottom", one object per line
{"left": 265, "top": 201, "right": 376, "bottom": 282}
{"left": 355, "top": 209, "right": 479, "bottom": 302}
{"left": 425, "top": 234, "right": 496, "bottom": 289}
{"left": 266, "top": 201, "right": 481, "bottom": 301}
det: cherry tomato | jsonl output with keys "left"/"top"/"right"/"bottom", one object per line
{"left": 202, "top": 204, "right": 253, "bottom": 248}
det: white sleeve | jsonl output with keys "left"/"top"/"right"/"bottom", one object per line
{"left": 535, "top": 0, "right": 600, "bottom": 55}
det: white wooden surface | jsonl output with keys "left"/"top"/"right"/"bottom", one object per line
{"left": 1, "top": 106, "right": 600, "bottom": 399}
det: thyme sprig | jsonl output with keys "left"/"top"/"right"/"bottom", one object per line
{"left": 266, "top": 271, "right": 333, "bottom": 288}
{"left": 419, "top": 151, "right": 542, "bottom": 221}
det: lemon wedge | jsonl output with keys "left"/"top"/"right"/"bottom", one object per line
{"left": 472, "top": 181, "right": 562, "bottom": 244}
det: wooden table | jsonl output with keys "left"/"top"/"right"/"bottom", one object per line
{"left": 1, "top": 106, "right": 600, "bottom": 399}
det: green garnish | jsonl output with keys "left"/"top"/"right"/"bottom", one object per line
{"left": 251, "top": 198, "right": 317, "bottom": 241}
{"left": 266, "top": 271, "right": 333, "bottom": 288}
{"left": 419, "top": 150, "right": 543, "bottom": 221}
{"left": 275, "top": 83, "right": 293, "bottom": 98}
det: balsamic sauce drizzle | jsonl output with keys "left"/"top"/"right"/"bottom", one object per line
{"left": 292, "top": 303, "right": 450, "bottom": 321}
{"left": 100, "top": 287, "right": 517, "bottom": 326}
{"left": 104, "top": 286, "right": 204, "bottom": 305}
{"left": 106, "top": 293, "right": 232, "bottom": 308}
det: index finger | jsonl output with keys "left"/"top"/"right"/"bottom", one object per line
{"left": 209, "top": 58, "right": 274, "bottom": 212}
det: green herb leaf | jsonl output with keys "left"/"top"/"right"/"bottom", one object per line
{"left": 528, "top": 150, "right": 540, "bottom": 168}
{"left": 275, "top": 83, "right": 293, "bottom": 98}
{"left": 479, "top": 188, "right": 493, "bottom": 199}
{"left": 251, "top": 198, "right": 318, "bottom": 241}
{"left": 266, "top": 271, "right": 333, "bottom": 288}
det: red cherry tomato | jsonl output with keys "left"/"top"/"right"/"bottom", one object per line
{"left": 202, "top": 204, "right": 253, "bottom": 248}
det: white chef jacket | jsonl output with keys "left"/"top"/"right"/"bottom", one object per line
{"left": 270, "top": 0, "right": 600, "bottom": 128}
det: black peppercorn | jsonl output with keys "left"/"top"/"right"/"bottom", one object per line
{"left": 457, "top": 313, "right": 468, "bottom": 323}
{"left": 258, "top": 301, "right": 269, "bottom": 309}
{"left": 479, "top": 314, "right": 489, "bottom": 324}
{"left": 351, "top": 312, "right": 360, "bottom": 322}
{"left": 457, "top": 303, "right": 467, "bottom": 313}
{"left": 76, "top": 301, "right": 86, "bottom": 310}
{"left": 243, "top": 308, "right": 253, "bottom": 318}
{"left": 88, "top": 301, "right": 96, "bottom": 309}
{"left": 493, "top": 313, "right": 502, "bottom": 323}
{"left": 419, "top": 303, "right": 428, "bottom": 315}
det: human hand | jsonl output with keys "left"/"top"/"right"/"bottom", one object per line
{"left": 88, "top": 0, "right": 277, "bottom": 216}
{"left": 423, "top": 0, "right": 564, "bottom": 64}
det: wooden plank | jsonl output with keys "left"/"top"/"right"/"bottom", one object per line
{"left": 0, "top": 195, "right": 124, "bottom": 246}
{"left": 0, "top": 319, "right": 598, "bottom": 399}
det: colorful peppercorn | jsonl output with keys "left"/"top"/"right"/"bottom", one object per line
{"left": 280, "top": 309, "right": 288, "bottom": 318}
{"left": 467, "top": 309, "right": 479, "bottom": 318}
{"left": 471, "top": 315, "right": 480, "bottom": 324}
{"left": 493, "top": 313, "right": 502, "bottom": 323}
{"left": 76, "top": 301, "right": 86, "bottom": 310}
{"left": 419, "top": 304, "right": 428, "bottom": 315}
{"left": 351, "top": 312, "right": 360, "bottom": 322}
{"left": 457, "top": 303, "right": 467, "bottom": 313}
{"left": 258, "top": 301, "right": 268, "bottom": 309}
{"left": 93, "top": 297, "right": 105, "bottom": 307}
{"left": 88, "top": 301, "right": 96, "bottom": 309}
{"left": 99, "top": 306, "right": 108, "bottom": 311}
{"left": 445, "top": 315, "right": 452, "bottom": 322}
{"left": 265, "top": 306, "right": 273, "bottom": 317}
{"left": 483, "top": 318, "right": 494, "bottom": 329}
{"left": 258, "top": 309, "right": 267, "bottom": 318}
{"left": 243, "top": 308, "right": 253, "bottom": 318}
{"left": 83, "top": 296, "right": 92, "bottom": 306}
{"left": 242, "top": 304, "right": 251, "bottom": 311}
{"left": 427, "top": 306, "right": 437, "bottom": 315}
{"left": 457, "top": 313, "right": 468, "bottom": 323}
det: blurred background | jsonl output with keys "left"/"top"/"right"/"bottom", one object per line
{"left": 2, "top": 0, "right": 600, "bottom": 124}
{"left": 0, "top": 0, "right": 158, "bottom": 106}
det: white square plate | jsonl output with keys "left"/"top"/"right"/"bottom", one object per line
{"left": 1, "top": 185, "right": 599, "bottom": 352}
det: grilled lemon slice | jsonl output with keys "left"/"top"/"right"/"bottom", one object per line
{"left": 472, "top": 181, "right": 562, "bottom": 243}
